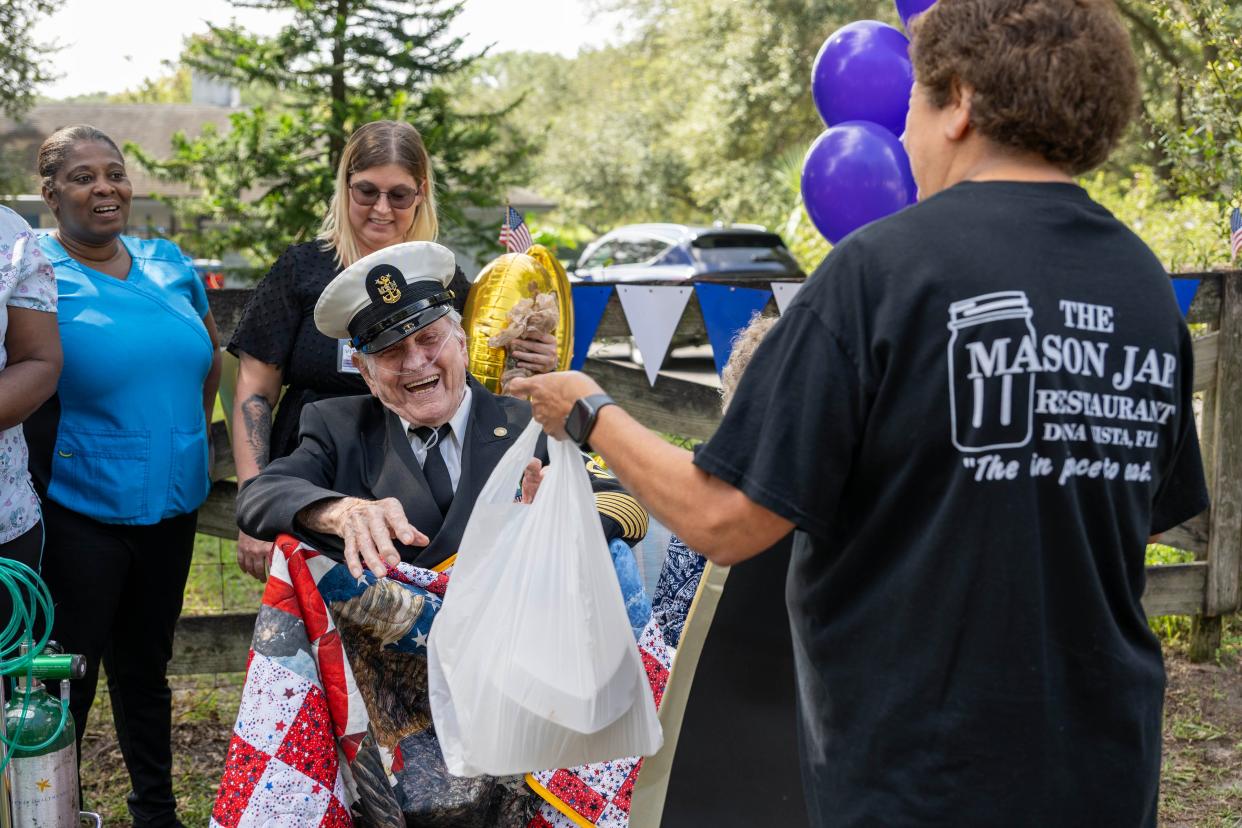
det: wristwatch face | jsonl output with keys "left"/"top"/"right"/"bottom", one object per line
{"left": 565, "top": 398, "right": 592, "bottom": 444}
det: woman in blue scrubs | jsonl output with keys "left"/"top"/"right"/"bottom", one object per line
{"left": 29, "top": 125, "right": 221, "bottom": 828}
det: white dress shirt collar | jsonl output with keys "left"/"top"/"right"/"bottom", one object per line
{"left": 400, "top": 385, "right": 473, "bottom": 447}
{"left": 401, "top": 386, "right": 473, "bottom": 490}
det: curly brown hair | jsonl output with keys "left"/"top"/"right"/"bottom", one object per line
{"left": 909, "top": 0, "right": 1138, "bottom": 175}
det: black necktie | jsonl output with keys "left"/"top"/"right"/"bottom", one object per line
{"left": 412, "top": 424, "right": 454, "bottom": 515}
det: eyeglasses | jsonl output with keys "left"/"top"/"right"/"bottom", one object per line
{"left": 349, "top": 181, "right": 421, "bottom": 210}
{"left": 366, "top": 327, "right": 457, "bottom": 375}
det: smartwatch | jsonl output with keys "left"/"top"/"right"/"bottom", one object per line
{"left": 564, "top": 394, "right": 617, "bottom": 450}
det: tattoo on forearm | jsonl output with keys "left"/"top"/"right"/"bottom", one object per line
{"left": 241, "top": 394, "right": 273, "bottom": 471}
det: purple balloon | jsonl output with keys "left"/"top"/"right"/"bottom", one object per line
{"left": 896, "top": 0, "right": 938, "bottom": 31}
{"left": 811, "top": 20, "right": 913, "bottom": 136}
{"left": 801, "top": 121, "right": 916, "bottom": 245}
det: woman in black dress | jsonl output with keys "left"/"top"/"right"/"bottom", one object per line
{"left": 229, "top": 121, "right": 557, "bottom": 579}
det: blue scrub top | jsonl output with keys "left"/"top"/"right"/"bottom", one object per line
{"left": 39, "top": 235, "right": 213, "bottom": 525}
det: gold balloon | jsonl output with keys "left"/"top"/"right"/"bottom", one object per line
{"left": 523, "top": 244, "right": 573, "bottom": 373}
{"left": 464, "top": 245, "right": 574, "bottom": 394}
{"left": 525, "top": 244, "right": 569, "bottom": 297}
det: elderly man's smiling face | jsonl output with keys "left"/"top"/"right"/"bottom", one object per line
{"left": 354, "top": 315, "right": 468, "bottom": 427}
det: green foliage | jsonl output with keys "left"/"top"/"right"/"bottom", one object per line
{"left": 1146, "top": 543, "right": 1196, "bottom": 567}
{"left": 128, "top": 0, "right": 531, "bottom": 263}
{"left": 110, "top": 65, "right": 194, "bottom": 105}
{"left": 448, "top": 1, "right": 887, "bottom": 240}
{"left": 444, "top": 0, "right": 1240, "bottom": 269}
{"left": 184, "top": 534, "right": 264, "bottom": 615}
{"left": 0, "top": 0, "right": 56, "bottom": 195}
{"left": 0, "top": 0, "right": 57, "bottom": 120}
{"left": 1083, "top": 168, "right": 1233, "bottom": 272}
{"left": 1118, "top": 0, "right": 1242, "bottom": 206}
{"left": 529, "top": 220, "right": 595, "bottom": 265}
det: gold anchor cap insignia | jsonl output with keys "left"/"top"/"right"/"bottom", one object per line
{"left": 374, "top": 273, "right": 402, "bottom": 304}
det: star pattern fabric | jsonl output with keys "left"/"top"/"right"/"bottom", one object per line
{"left": 527, "top": 618, "right": 672, "bottom": 828}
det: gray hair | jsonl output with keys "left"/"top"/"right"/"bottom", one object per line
{"left": 720, "top": 313, "right": 777, "bottom": 411}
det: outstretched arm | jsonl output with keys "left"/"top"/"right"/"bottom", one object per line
{"left": 510, "top": 372, "right": 792, "bottom": 564}
{"left": 298, "top": 496, "right": 428, "bottom": 579}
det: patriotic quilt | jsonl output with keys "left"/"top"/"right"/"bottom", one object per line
{"left": 211, "top": 534, "right": 678, "bottom": 828}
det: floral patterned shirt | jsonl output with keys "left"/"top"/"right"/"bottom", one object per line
{"left": 0, "top": 207, "right": 56, "bottom": 543}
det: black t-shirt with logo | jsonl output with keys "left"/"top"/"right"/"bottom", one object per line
{"left": 694, "top": 182, "right": 1209, "bottom": 827}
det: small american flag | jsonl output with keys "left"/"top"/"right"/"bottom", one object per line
{"left": 1231, "top": 206, "right": 1242, "bottom": 264}
{"left": 498, "top": 205, "right": 533, "bottom": 253}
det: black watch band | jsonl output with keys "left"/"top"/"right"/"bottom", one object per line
{"left": 565, "top": 393, "right": 616, "bottom": 450}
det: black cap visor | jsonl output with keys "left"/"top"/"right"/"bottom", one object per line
{"left": 353, "top": 290, "right": 455, "bottom": 354}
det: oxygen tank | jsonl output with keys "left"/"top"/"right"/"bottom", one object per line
{"left": 4, "top": 652, "right": 85, "bottom": 827}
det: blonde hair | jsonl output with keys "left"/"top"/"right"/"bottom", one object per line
{"left": 721, "top": 313, "right": 778, "bottom": 410}
{"left": 318, "top": 120, "right": 439, "bottom": 267}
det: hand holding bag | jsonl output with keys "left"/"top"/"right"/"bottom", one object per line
{"left": 428, "top": 420, "right": 663, "bottom": 776}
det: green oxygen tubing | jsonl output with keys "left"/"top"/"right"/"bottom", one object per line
{"left": 0, "top": 556, "right": 68, "bottom": 774}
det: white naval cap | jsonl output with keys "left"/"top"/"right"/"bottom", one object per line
{"left": 314, "top": 241, "right": 457, "bottom": 354}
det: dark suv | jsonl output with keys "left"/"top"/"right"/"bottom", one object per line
{"left": 573, "top": 223, "right": 804, "bottom": 283}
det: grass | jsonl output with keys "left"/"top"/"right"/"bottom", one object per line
{"left": 80, "top": 674, "right": 245, "bottom": 824}
{"left": 184, "top": 533, "right": 265, "bottom": 615}
{"left": 77, "top": 533, "right": 258, "bottom": 823}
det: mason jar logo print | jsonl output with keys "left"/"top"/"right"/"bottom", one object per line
{"left": 947, "top": 291, "right": 1038, "bottom": 452}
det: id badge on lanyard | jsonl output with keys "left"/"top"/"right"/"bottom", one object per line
{"left": 337, "top": 338, "right": 361, "bottom": 374}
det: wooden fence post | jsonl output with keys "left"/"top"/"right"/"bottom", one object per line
{"left": 1189, "top": 373, "right": 1221, "bottom": 661}
{"left": 1190, "top": 280, "right": 1222, "bottom": 660}
{"left": 1198, "top": 273, "right": 1242, "bottom": 660}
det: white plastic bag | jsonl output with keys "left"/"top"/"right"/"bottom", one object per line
{"left": 428, "top": 420, "right": 663, "bottom": 777}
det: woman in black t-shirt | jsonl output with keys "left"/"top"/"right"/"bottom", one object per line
{"left": 512, "top": 1, "right": 1209, "bottom": 824}
{"left": 229, "top": 121, "right": 557, "bottom": 579}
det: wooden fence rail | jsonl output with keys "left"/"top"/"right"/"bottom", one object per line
{"left": 169, "top": 271, "right": 1242, "bottom": 674}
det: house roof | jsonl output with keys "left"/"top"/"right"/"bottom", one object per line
{"left": 0, "top": 103, "right": 239, "bottom": 197}
{"left": 1, "top": 103, "right": 555, "bottom": 210}
{"left": 506, "top": 186, "right": 556, "bottom": 210}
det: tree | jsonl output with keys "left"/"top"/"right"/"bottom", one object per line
{"left": 130, "top": 0, "right": 530, "bottom": 263}
{"left": 1112, "top": 0, "right": 1240, "bottom": 208}
{"left": 448, "top": 0, "right": 888, "bottom": 241}
{"left": 0, "top": 0, "right": 57, "bottom": 195}
{"left": 0, "top": 0, "right": 57, "bottom": 120}
{"left": 452, "top": 0, "right": 1238, "bottom": 270}
{"left": 110, "top": 65, "right": 193, "bottom": 105}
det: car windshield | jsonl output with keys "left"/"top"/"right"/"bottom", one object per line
{"left": 691, "top": 232, "right": 795, "bottom": 271}
{"left": 612, "top": 237, "right": 671, "bottom": 265}
{"left": 581, "top": 236, "right": 672, "bottom": 269}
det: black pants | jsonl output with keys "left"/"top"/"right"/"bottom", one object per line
{"left": 40, "top": 498, "right": 196, "bottom": 828}
{"left": 0, "top": 521, "right": 46, "bottom": 638}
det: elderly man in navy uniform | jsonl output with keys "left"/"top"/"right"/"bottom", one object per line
{"left": 237, "top": 241, "right": 646, "bottom": 577}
